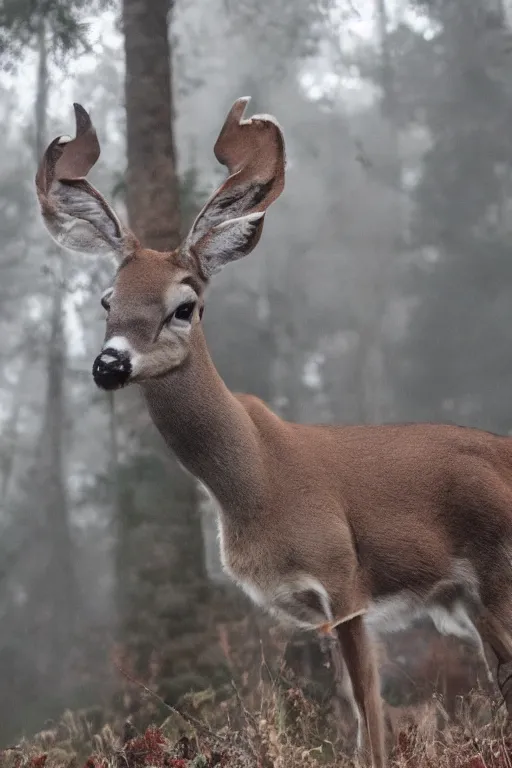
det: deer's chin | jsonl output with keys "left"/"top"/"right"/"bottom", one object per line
{"left": 134, "top": 348, "right": 192, "bottom": 380}
{"left": 132, "top": 359, "right": 190, "bottom": 387}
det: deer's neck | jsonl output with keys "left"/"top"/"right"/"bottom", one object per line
{"left": 140, "top": 326, "right": 267, "bottom": 518}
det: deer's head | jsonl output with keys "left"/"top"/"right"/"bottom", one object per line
{"left": 35, "top": 99, "right": 285, "bottom": 390}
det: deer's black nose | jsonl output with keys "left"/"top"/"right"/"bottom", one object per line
{"left": 92, "top": 348, "right": 132, "bottom": 390}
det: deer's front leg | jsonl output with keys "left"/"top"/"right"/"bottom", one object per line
{"left": 335, "top": 615, "right": 386, "bottom": 768}
{"left": 323, "top": 631, "right": 363, "bottom": 751}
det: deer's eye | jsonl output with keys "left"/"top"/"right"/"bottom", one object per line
{"left": 101, "top": 289, "right": 113, "bottom": 311}
{"left": 173, "top": 301, "right": 195, "bottom": 323}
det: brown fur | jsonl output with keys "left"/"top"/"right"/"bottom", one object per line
{"left": 141, "top": 328, "right": 512, "bottom": 767}
{"left": 35, "top": 98, "right": 512, "bottom": 768}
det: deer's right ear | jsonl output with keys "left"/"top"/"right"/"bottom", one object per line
{"left": 35, "top": 103, "right": 134, "bottom": 260}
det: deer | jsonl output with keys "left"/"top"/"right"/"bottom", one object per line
{"left": 35, "top": 98, "right": 512, "bottom": 767}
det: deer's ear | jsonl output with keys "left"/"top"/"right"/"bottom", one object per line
{"left": 181, "top": 97, "right": 285, "bottom": 278}
{"left": 35, "top": 104, "right": 136, "bottom": 260}
{"left": 190, "top": 212, "right": 264, "bottom": 278}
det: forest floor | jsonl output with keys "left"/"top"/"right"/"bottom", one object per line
{"left": 1, "top": 685, "right": 512, "bottom": 768}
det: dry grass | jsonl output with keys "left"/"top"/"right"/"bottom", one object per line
{"left": 2, "top": 684, "right": 512, "bottom": 768}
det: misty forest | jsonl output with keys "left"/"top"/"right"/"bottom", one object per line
{"left": 2, "top": 0, "right": 512, "bottom": 766}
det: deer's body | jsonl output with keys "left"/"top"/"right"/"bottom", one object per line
{"left": 142, "top": 325, "right": 512, "bottom": 640}
{"left": 36, "top": 99, "right": 512, "bottom": 768}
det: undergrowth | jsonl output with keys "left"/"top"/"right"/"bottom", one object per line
{"left": 1, "top": 685, "right": 512, "bottom": 768}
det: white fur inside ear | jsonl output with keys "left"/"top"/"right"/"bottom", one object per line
{"left": 215, "top": 211, "right": 264, "bottom": 230}
{"left": 57, "top": 135, "right": 73, "bottom": 145}
{"left": 206, "top": 212, "right": 264, "bottom": 274}
{"left": 45, "top": 180, "right": 124, "bottom": 257}
{"left": 190, "top": 211, "right": 264, "bottom": 278}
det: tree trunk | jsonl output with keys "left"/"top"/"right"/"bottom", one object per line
{"left": 33, "top": 17, "right": 77, "bottom": 679}
{"left": 34, "top": 16, "right": 48, "bottom": 162}
{"left": 1, "top": 384, "right": 23, "bottom": 504}
{"left": 107, "top": 390, "right": 124, "bottom": 627}
{"left": 119, "top": 0, "right": 226, "bottom": 710}
{"left": 37, "top": 277, "right": 77, "bottom": 658}
{"left": 123, "top": 0, "right": 181, "bottom": 251}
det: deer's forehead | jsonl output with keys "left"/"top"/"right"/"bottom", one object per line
{"left": 113, "top": 254, "right": 189, "bottom": 299}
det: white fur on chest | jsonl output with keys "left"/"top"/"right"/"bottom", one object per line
{"left": 216, "top": 515, "right": 273, "bottom": 608}
{"left": 212, "top": 501, "right": 333, "bottom": 629}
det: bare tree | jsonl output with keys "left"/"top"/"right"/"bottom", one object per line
{"left": 118, "top": 0, "right": 222, "bottom": 703}
{"left": 123, "top": 0, "right": 181, "bottom": 250}
{"left": 31, "top": 18, "right": 77, "bottom": 684}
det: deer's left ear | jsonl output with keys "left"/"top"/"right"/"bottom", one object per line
{"left": 35, "top": 103, "right": 136, "bottom": 260}
{"left": 188, "top": 211, "right": 265, "bottom": 278}
{"left": 181, "top": 97, "right": 285, "bottom": 278}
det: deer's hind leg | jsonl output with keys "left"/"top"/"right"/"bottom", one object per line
{"left": 428, "top": 600, "right": 495, "bottom": 692}
{"left": 424, "top": 563, "right": 495, "bottom": 693}
{"left": 322, "top": 632, "right": 364, "bottom": 750}
{"left": 473, "top": 550, "right": 512, "bottom": 714}
{"left": 477, "top": 606, "right": 512, "bottom": 711}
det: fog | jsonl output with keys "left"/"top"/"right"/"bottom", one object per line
{"left": 0, "top": 0, "right": 510, "bottom": 748}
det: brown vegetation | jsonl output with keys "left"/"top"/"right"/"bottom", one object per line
{"left": 1, "top": 614, "right": 508, "bottom": 768}
{"left": 1, "top": 677, "right": 511, "bottom": 768}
